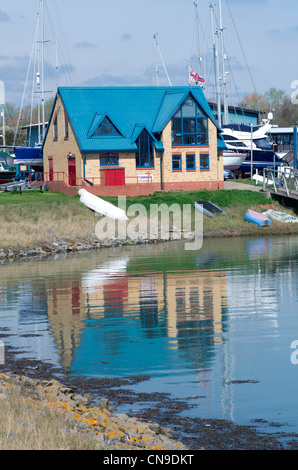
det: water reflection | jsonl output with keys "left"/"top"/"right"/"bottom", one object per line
{"left": 1, "top": 236, "right": 298, "bottom": 430}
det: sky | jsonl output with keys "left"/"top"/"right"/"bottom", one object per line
{"left": 1, "top": 0, "right": 298, "bottom": 109}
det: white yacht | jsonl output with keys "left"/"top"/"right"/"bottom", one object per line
{"left": 221, "top": 119, "right": 282, "bottom": 174}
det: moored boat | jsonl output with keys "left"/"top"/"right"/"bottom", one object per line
{"left": 222, "top": 122, "right": 282, "bottom": 174}
{"left": 244, "top": 209, "right": 272, "bottom": 227}
{"left": 194, "top": 201, "right": 227, "bottom": 218}
{"left": 223, "top": 150, "right": 247, "bottom": 171}
{"left": 13, "top": 147, "right": 43, "bottom": 167}
{"left": 0, "top": 151, "right": 17, "bottom": 183}
{"left": 262, "top": 209, "right": 298, "bottom": 224}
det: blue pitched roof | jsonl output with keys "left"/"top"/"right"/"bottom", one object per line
{"left": 49, "top": 86, "right": 225, "bottom": 154}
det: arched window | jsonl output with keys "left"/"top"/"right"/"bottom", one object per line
{"left": 136, "top": 129, "right": 154, "bottom": 168}
{"left": 171, "top": 96, "right": 208, "bottom": 146}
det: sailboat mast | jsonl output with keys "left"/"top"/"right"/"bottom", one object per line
{"left": 36, "top": 1, "right": 41, "bottom": 145}
{"left": 210, "top": 3, "right": 221, "bottom": 127}
{"left": 153, "top": 34, "right": 160, "bottom": 86}
{"left": 153, "top": 33, "right": 172, "bottom": 87}
{"left": 41, "top": 0, "right": 45, "bottom": 144}
{"left": 219, "top": 0, "right": 229, "bottom": 125}
{"left": 193, "top": 2, "right": 202, "bottom": 79}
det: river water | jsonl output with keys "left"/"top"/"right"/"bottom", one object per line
{"left": 1, "top": 236, "right": 298, "bottom": 443}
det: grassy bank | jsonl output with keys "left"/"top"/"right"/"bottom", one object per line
{"left": 0, "top": 188, "right": 298, "bottom": 250}
{"left": 0, "top": 372, "right": 187, "bottom": 450}
{"left": 0, "top": 373, "right": 103, "bottom": 450}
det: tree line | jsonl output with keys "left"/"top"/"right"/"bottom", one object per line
{"left": 238, "top": 87, "right": 298, "bottom": 127}
{"left": 1, "top": 98, "right": 54, "bottom": 147}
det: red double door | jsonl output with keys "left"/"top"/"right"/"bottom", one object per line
{"left": 105, "top": 168, "right": 125, "bottom": 186}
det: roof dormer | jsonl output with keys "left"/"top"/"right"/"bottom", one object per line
{"left": 88, "top": 114, "right": 122, "bottom": 138}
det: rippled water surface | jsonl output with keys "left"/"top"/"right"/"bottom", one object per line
{"left": 1, "top": 236, "right": 298, "bottom": 436}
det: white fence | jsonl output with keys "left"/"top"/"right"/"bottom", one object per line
{"left": 263, "top": 166, "right": 298, "bottom": 197}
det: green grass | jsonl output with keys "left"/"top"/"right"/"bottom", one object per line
{"left": 1, "top": 188, "right": 298, "bottom": 250}
{"left": 107, "top": 189, "right": 270, "bottom": 210}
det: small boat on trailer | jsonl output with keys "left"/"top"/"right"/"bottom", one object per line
{"left": 244, "top": 209, "right": 272, "bottom": 227}
{"left": 194, "top": 201, "right": 227, "bottom": 218}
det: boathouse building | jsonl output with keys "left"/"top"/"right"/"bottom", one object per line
{"left": 42, "top": 86, "right": 227, "bottom": 195}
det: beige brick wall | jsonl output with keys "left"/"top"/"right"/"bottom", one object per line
{"left": 43, "top": 95, "right": 82, "bottom": 179}
{"left": 161, "top": 119, "right": 223, "bottom": 185}
{"left": 84, "top": 152, "right": 162, "bottom": 187}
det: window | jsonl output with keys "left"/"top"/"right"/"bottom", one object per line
{"left": 64, "top": 114, "right": 69, "bottom": 139}
{"left": 200, "top": 153, "right": 209, "bottom": 170}
{"left": 186, "top": 154, "right": 196, "bottom": 170}
{"left": 136, "top": 129, "right": 154, "bottom": 168}
{"left": 92, "top": 117, "right": 121, "bottom": 136}
{"left": 172, "top": 96, "right": 208, "bottom": 146}
{"left": 253, "top": 138, "right": 272, "bottom": 150}
{"left": 172, "top": 154, "right": 182, "bottom": 170}
{"left": 53, "top": 114, "right": 58, "bottom": 140}
{"left": 100, "top": 154, "right": 119, "bottom": 166}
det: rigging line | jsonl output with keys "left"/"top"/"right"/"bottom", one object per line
{"left": 13, "top": 1, "right": 41, "bottom": 146}
{"left": 45, "top": 0, "right": 74, "bottom": 87}
{"left": 52, "top": 0, "right": 75, "bottom": 86}
{"left": 193, "top": 2, "right": 202, "bottom": 73}
{"left": 224, "top": 54, "right": 246, "bottom": 119}
{"left": 225, "top": 0, "right": 261, "bottom": 115}
{"left": 211, "top": 2, "right": 254, "bottom": 120}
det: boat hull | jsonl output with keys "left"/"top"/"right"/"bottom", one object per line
{"left": 194, "top": 201, "right": 227, "bottom": 218}
{"left": 0, "top": 172, "right": 16, "bottom": 184}
{"left": 244, "top": 209, "right": 272, "bottom": 227}
{"left": 223, "top": 152, "right": 247, "bottom": 171}
{"left": 13, "top": 147, "right": 43, "bottom": 167}
{"left": 239, "top": 149, "right": 282, "bottom": 172}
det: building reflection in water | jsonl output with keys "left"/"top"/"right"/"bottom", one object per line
{"left": 43, "top": 249, "right": 228, "bottom": 374}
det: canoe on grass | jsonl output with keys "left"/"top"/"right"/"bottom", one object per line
{"left": 194, "top": 201, "right": 227, "bottom": 218}
{"left": 244, "top": 209, "right": 272, "bottom": 227}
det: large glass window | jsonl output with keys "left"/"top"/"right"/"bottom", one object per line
{"left": 172, "top": 96, "right": 208, "bottom": 146}
{"left": 136, "top": 129, "right": 154, "bottom": 168}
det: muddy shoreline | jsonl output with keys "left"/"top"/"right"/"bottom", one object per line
{"left": 2, "top": 341, "right": 298, "bottom": 451}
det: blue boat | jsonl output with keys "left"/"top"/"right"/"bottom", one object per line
{"left": 244, "top": 209, "right": 272, "bottom": 227}
{"left": 13, "top": 147, "right": 43, "bottom": 167}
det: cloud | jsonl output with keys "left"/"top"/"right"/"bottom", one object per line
{"left": 287, "top": 25, "right": 298, "bottom": 34}
{"left": 80, "top": 73, "right": 145, "bottom": 87}
{"left": 121, "top": 33, "right": 132, "bottom": 41}
{"left": 267, "top": 29, "right": 281, "bottom": 35}
{"left": 74, "top": 41, "right": 97, "bottom": 49}
{"left": 0, "top": 10, "right": 10, "bottom": 22}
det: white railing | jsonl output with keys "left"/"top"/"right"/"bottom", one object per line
{"left": 263, "top": 166, "right": 298, "bottom": 196}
